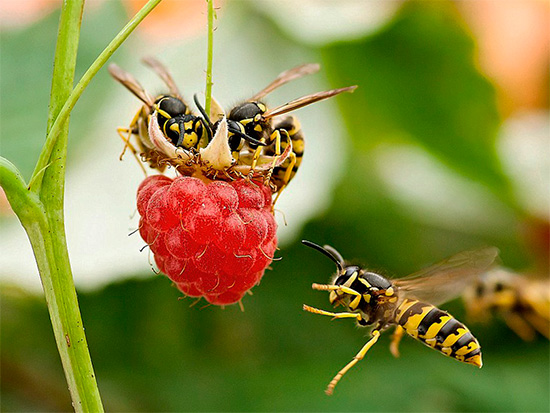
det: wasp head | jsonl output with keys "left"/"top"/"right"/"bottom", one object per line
{"left": 228, "top": 101, "right": 269, "bottom": 144}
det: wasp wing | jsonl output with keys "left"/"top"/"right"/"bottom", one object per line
{"left": 394, "top": 247, "right": 499, "bottom": 307}
{"left": 263, "top": 86, "right": 357, "bottom": 119}
{"left": 142, "top": 56, "right": 182, "bottom": 99}
{"left": 108, "top": 63, "right": 155, "bottom": 106}
{"left": 250, "top": 63, "right": 321, "bottom": 102}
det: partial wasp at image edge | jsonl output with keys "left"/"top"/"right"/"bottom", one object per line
{"left": 463, "top": 268, "right": 550, "bottom": 341}
{"left": 301, "top": 240, "right": 499, "bottom": 395}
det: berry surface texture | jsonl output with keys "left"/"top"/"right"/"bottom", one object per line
{"left": 137, "top": 175, "right": 278, "bottom": 305}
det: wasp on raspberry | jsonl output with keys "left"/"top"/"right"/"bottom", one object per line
{"left": 108, "top": 57, "right": 210, "bottom": 172}
{"left": 216, "top": 64, "right": 356, "bottom": 198}
{"left": 109, "top": 57, "right": 267, "bottom": 177}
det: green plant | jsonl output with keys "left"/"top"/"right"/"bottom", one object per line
{"left": 0, "top": 0, "right": 163, "bottom": 410}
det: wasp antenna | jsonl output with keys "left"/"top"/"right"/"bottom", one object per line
{"left": 193, "top": 94, "right": 213, "bottom": 127}
{"left": 228, "top": 128, "right": 267, "bottom": 146}
{"left": 302, "top": 240, "right": 344, "bottom": 273}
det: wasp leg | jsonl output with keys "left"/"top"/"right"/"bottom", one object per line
{"left": 312, "top": 283, "right": 360, "bottom": 297}
{"left": 248, "top": 129, "right": 282, "bottom": 179}
{"left": 117, "top": 127, "right": 147, "bottom": 176}
{"left": 118, "top": 108, "right": 142, "bottom": 159}
{"left": 303, "top": 304, "right": 362, "bottom": 321}
{"left": 390, "top": 325, "right": 405, "bottom": 358}
{"left": 503, "top": 312, "right": 537, "bottom": 341}
{"left": 521, "top": 311, "right": 550, "bottom": 339}
{"left": 272, "top": 151, "right": 296, "bottom": 206}
{"left": 325, "top": 330, "right": 381, "bottom": 396}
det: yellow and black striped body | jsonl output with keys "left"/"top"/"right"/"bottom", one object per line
{"left": 395, "top": 298, "right": 482, "bottom": 367}
{"left": 264, "top": 115, "right": 304, "bottom": 190}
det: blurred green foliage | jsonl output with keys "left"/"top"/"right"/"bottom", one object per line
{"left": 0, "top": 1, "right": 129, "bottom": 180}
{"left": 1, "top": 1, "right": 548, "bottom": 412}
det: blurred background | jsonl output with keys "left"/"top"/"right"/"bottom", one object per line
{"left": 1, "top": 0, "right": 548, "bottom": 411}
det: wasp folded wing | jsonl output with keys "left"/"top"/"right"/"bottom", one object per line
{"left": 263, "top": 86, "right": 357, "bottom": 119}
{"left": 250, "top": 63, "right": 321, "bottom": 101}
{"left": 141, "top": 56, "right": 182, "bottom": 99}
{"left": 394, "top": 247, "right": 499, "bottom": 307}
{"left": 108, "top": 63, "right": 155, "bottom": 106}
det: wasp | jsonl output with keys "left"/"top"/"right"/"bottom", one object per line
{"left": 223, "top": 64, "right": 357, "bottom": 195}
{"left": 108, "top": 57, "right": 214, "bottom": 173}
{"left": 463, "top": 268, "right": 550, "bottom": 341}
{"left": 301, "top": 240, "right": 499, "bottom": 395}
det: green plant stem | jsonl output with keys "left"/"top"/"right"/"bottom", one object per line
{"left": 0, "top": 0, "right": 163, "bottom": 410}
{"left": 204, "top": 0, "right": 215, "bottom": 116}
{"left": 30, "top": 0, "right": 163, "bottom": 193}
{"left": 39, "top": 0, "right": 105, "bottom": 411}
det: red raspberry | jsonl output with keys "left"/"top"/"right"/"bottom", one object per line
{"left": 137, "top": 175, "right": 277, "bottom": 305}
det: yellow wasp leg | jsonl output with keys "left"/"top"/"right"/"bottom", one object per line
{"left": 117, "top": 127, "right": 147, "bottom": 176}
{"left": 503, "top": 312, "right": 536, "bottom": 341}
{"left": 390, "top": 325, "right": 405, "bottom": 358}
{"left": 272, "top": 151, "right": 296, "bottom": 207}
{"left": 118, "top": 109, "right": 142, "bottom": 159}
{"left": 266, "top": 130, "right": 283, "bottom": 179}
{"left": 325, "top": 330, "right": 381, "bottom": 396}
{"left": 248, "top": 144, "right": 266, "bottom": 178}
{"left": 303, "top": 304, "right": 362, "bottom": 321}
{"left": 523, "top": 312, "right": 550, "bottom": 339}
{"left": 311, "top": 283, "right": 360, "bottom": 297}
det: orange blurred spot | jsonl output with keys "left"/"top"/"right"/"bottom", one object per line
{"left": 0, "top": 0, "right": 59, "bottom": 28}
{"left": 460, "top": 0, "right": 550, "bottom": 115}
{"left": 124, "top": 0, "right": 223, "bottom": 43}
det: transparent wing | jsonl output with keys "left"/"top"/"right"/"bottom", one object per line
{"left": 141, "top": 56, "right": 182, "bottom": 99}
{"left": 108, "top": 63, "right": 155, "bottom": 106}
{"left": 394, "top": 247, "right": 499, "bottom": 306}
{"left": 263, "top": 86, "right": 357, "bottom": 119}
{"left": 250, "top": 63, "right": 321, "bottom": 101}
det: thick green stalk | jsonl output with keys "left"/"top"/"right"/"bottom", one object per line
{"left": 38, "top": 0, "right": 105, "bottom": 411}
{"left": 205, "top": 0, "right": 215, "bottom": 116}
{"left": 0, "top": 0, "right": 165, "bottom": 410}
{"left": 31, "top": 0, "right": 163, "bottom": 193}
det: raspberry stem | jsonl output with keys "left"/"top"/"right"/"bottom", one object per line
{"left": 205, "top": 0, "right": 216, "bottom": 119}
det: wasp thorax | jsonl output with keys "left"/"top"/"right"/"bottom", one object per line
{"left": 157, "top": 96, "right": 188, "bottom": 117}
{"left": 229, "top": 102, "right": 265, "bottom": 121}
{"left": 363, "top": 272, "right": 392, "bottom": 290}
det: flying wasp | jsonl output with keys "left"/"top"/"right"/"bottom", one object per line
{"left": 301, "top": 240, "right": 499, "bottom": 395}
{"left": 222, "top": 64, "right": 357, "bottom": 195}
{"left": 463, "top": 269, "right": 550, "bottom": 341}
{"left": 108, "top": 57, "right": 213, "bottom": 172}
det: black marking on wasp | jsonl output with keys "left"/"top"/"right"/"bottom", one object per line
{"left": 301, "top": 240, "right": 499, "bottom": 395}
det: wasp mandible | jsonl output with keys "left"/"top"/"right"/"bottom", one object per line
{"left": 302, "top": 240, "right": 499, "bottom": 395}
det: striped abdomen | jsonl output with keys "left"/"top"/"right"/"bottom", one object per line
{"left": 268, "top": 115, "right": 304, "bottom": 190}
{"left": 395, "top": 298, "right": 482, "bottom": 367}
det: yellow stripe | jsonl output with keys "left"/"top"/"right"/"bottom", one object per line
{"left": 455, "top": 340, "right": 480, "bottom": 356}
{"left": 402, "top": 305, "right": 433, "bottom": 339}
{"left": 395, "top": 299, "right": 417, "bottom": 323}
{"left": 422, "top": 315, "right": 453, "bottom": 340}
{"left": 440, "top": 327, "right": 469, "bottom": 347}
